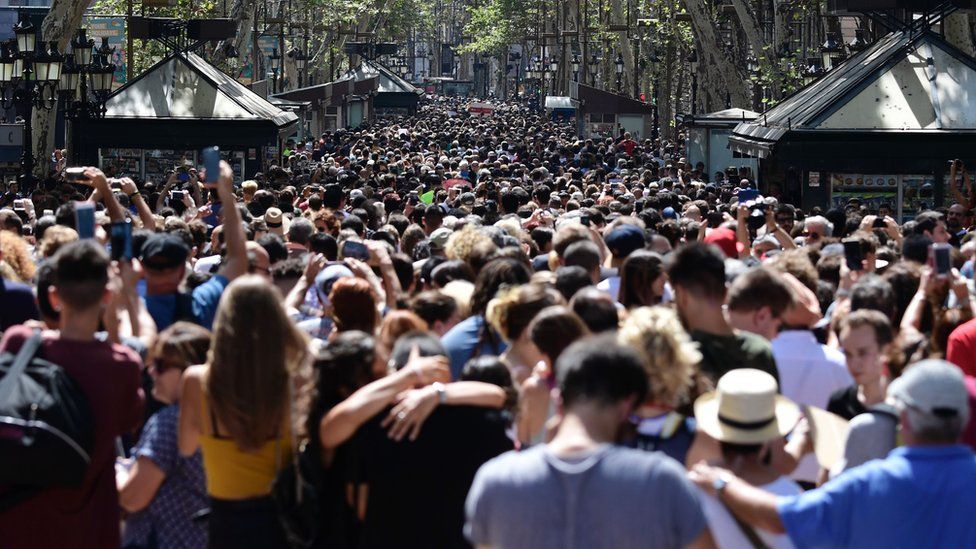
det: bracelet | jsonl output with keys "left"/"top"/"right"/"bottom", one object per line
{"left": 431, "top": 382, "right": 447, "bottom": 404}
{"left": 129, "top": 191, "right": 141, "bottom": 199}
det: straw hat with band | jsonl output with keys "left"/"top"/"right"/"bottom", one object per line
{"left": 694, "top": 368, "right": 800, "bottom": 444}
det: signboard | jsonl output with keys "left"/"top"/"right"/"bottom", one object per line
{"left": 85, "top": 16, "right": 127, "bottom": 87}
{"left": 238, "top": 36, "right": 280, "bottom": 82}
{"left": 467, "top": 102, "right": 493, "bottom": 115}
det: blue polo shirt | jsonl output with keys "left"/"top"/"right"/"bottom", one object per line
{"left": 777, "top": 445, "right": 976, "bottom": 548}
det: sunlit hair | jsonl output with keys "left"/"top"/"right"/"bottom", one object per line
{"left": 446, "top": 226, "right": 493, "bottom": 264}
{"left": 486, "top": 283, "right": 564, "bottom": 342}
{"left": 330, "top": 277, "right": 379, "bottom": 334}
{"left": 377, "top": 310, "right": 428, "bottom": 353}
{"left": 151, "top": 321, "right": 211, "bottom": 373}
{"left": 206, "top": 276, "right": 309, "bottom": 451}
{"left": 0, "top": 231, "right": 35, "bottom": 281}
{"left": 618, "top": 306, "right": 701, "bottom": 407}
{"left": 37, "top": 225, "right": 78, "bottom": 259}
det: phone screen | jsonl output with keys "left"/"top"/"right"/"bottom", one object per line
{"left": 110, "top": 220, "right": 133, "bottom": 260}
{"left": 843, "top": 240, "right": 863, "bottom": 272}
{"left": 934, "top": 244, "right": 952, "bottom": 275}
{"left": 201, "top": 146, "right": 220, "bottom": 186}
{"left": 75, "top": 202, "right": 96, "bottom": 239}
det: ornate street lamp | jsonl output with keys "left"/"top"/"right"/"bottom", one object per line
{"left": 269, "top": 47, "right": 282, "bottom": 93}
{"left": 614, "top": 52, "right": 624, "bottom": 92}
{"left": 821, "top": 33, "right": 844, "bottom": 70}
{"left": 847, "top": 29, "right": 868, "bottom": 55}
{"left": 687, "top": 49, "right": 699, "bottom": 115}
{"left": 803, "top": 56, "right": 825, "bottom": 85}
{"left": 2, "top": 13, "right": 65, "bottom": 188}
{"left": 571, "top": 53, "right": 580, "bottom": 82}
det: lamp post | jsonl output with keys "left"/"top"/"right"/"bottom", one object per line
{"left": 510, "top": 51, "right": 521, "bottom": 101}
{"left": 269, "top": 47, "right": 281, "bottom": 93}
{"left": 587, "top": 52, "right": 598, "bottom": 87}
{"left": 0, "top": 13, "right": 64, "bottom": 188}
{"left": 847, "top": 29, "right": 868, "bottom": 56}
{"left": 802, "top": 56, "right": 825, "bottom": 86}
{"left": 649, "top": 49, "right": 660, "bottom": 141}
{"left": 571, "top": 53, "right": 580, "bottom": 82}
{"left": 290, "top": 47, "right": 309, "bottom": 88}
{"left": 687, "top": 49, "right": 699, "bottom": 115}
{"left": 614, "top": 52, "right": 624, "bottom": 92}
{"left": 820, "top": 33, "right": 844, "bottom": 71}
{"left": 60, "top": 32, "right": 114, "bottom": 163}
{"left": 548, "top": 56, "right": 558, "bottom": 96}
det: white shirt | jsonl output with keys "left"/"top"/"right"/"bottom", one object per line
{"left": 772, "top": 330, "right": 852, "bottom": 481}
{"left": 700, "top": 476, "right": 801, "bottom": 549}
{"left": 597, "top": 276, "right": 620, "bottom": 301}
{"left": 194, "top": 254, "right": 221, "bottom": 274}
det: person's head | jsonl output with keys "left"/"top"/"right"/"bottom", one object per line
{"left": 802, "top": 215, "right": 833, "bottom": 243}
{"left": 555, "top": 335, "right": 649, "bottom": 428}
{"left": 409, "top": 290, "right": 461, "bottom": 336}
{"left": 487, "top": 283, "right": 565, "bottom": 343}
{"left": 140, "top": 232, "right": 190, "bottom": 295}
{"left": 287, "top": 217, "right": 315, "bottom": 247}
{"left": 307, "top": 331, "right": 378, "bottom": 444}
{"left": 726, "top": 267, "right": 794, "bottom": 340}
{"left": 889, "top": 359, "right": 970, "bottom": 445}
{"left": 562, "top": 239, "right": 602, "bottom": 284}
{"left": 839, "top": 309, "right": 893, "bottom": 387}
{"left": 774, "top": 203, "right": 796, "bottom": 235}
{"left": 947, "top": 203, "right": 967, "bottom": 230}
{"left": 618, "top": 306, "right": 700, "bottom": 409}
{"left": 149, "top": 322, "right": 211, "bottom": 404}
{"left": 529, "top": 305, "right": 590, "bottom": 370}
{"left": 569, "top": 287, "right": 620, "bottom": 333}
{"left": 850, "top": 273, "right": 896, "bottom": 323}
{"left": 329, "top": 277, "right": 380, "bottom": 334}
{"left": 469, "top": 258, "right": 532, "bottom": 317}
{"left": 208, "top": 275, "right": 309, "bottom": 450}
{"left": 553, "top": 265, "right": 592, "bottom": 300}
{"left": 49, "top": 240, "right": 111, "bottom": 317}
{"left": 666, "top": 242, "right": 727, "bottom": 320}
{"left": 694, "top": 368, "right": 799, "bottom": 460}
{"left": 461, "top": 355, "right": 518, "bottom": 413}
{"left": 389, "top": 330, "right": 447, "bottom": 372}
{"left": 914, "top": 211, "right": 949, "bottom": 244}
{"left": 377, "top": 310, "right": 428, "bottom": 356}
{"left": 618, "top": 250, "right": 665, "bottom": 308}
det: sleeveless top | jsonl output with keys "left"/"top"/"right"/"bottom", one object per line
{"left": 198, "top": 394, "right": 292, "bottom": 500}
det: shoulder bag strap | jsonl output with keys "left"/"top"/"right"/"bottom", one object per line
{"left": 0, "top": 329, "right": 44, "bottom": 404}
{"left": 722, "top": 500, "right": 771, "bottom": 549}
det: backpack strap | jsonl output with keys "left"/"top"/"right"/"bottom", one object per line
{"left": 0, "top": 329, "right": 43, "bottom": 404}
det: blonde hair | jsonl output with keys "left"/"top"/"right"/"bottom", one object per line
{"left": 0, "top": 231, "right": 35, "bottom": 281}
{"left": 445, "top": 226, "right": 493, "bottom": 264}
{"left": 206, "top": 276, "right": 310, "bottom": 450}
{"left": 38, "top": 225, "right": 78, "bottom": 259}
{"left": 618, "top": 306, "right": 701, "bottom": 407}
{"left": 486, "top": 283, "right": 564, "bottom": 342}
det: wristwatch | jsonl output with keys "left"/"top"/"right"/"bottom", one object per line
{"left": 431, "top": 382, "right": 447, "bottom": 405}
{"left": 713, "top": 474, "right": 730, "bottom": 495}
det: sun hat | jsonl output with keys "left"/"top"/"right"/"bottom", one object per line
{"left": 694, "top": 368, "right": 800, "bottom": 444}
{"left": 264, "top": 207, "right": 290, "bottom": 236}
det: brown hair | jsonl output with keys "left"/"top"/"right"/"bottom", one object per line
{"left": 330, "top": 277, "right": 379, "bottom": 334}
{"left": 727, "top": 267, "right": 794, "bottom": 317}
{"left": 529, "top": 305, "right": 589, "bottom": 365}
{"left": 377, "top": 310, "right": 428, "bottom": 353}
{"left": 206, "top": 276, "right": 309, "bottom": 451}
{"left": 487, "top": 283, "right": 565, "bottom": 342}
{"left": 151, "top": 321, "right": 211, "bottom": 372}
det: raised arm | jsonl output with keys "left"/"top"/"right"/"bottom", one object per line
{"left": 120, "top": 177, "right": 156, "bottom": 230}
{"left": 215, "top": 161, "right": 247, "bottom": 281}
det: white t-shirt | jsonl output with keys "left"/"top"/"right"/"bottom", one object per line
{"left": 772, "top": 330, "right": 852, "bottom": 481}
{"left": 699, "top": 476, "right": 801, "bottom": 549}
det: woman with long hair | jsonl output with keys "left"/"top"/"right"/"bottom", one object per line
{"left": 119, "top": 322, "right": 212, "bottom": 549}
{"left": 178, "top": 276, "right": 310, "bottom": 548}
{"left": 618, "top": 250, "right": 667, "bottom": 308}
{"left": 486, "top": 283, "right": 565, "bottom": 383}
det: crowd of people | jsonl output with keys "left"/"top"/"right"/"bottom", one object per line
{"left": 1, "top": 96, "right": 976, "bottom": 548}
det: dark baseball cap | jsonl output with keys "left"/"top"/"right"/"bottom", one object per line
{"left": 604, "top": 224, "right": 646, "bottom": 258}
{"left": 140, "top": 233, "right": 189, "bottom": 270}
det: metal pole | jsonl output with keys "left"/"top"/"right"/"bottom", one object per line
{"left": 632, "top": 39, "right": 639, "bottom": 98}
{"left": 126, "top": 0, "right": 134, "bottom": 81}
{"left": 252, "top": 2, "right": 259, "bottom": 86}
{"left": 652, "top": 77, "right": 659, "bottom": 141}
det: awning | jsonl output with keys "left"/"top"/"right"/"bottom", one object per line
{"left": 544, "top": 96, "right": 579, "bottom": 110}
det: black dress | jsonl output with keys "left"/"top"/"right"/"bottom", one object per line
{"left": 827, "top": 384, "right": 868, "bottom": 420}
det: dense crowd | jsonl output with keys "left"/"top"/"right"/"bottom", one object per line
{"left": 1, "top": 96, "right": 975, "bottom": 549}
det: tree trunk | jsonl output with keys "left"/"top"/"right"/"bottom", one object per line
{"left": 730, "top": 0, "right": 778, "bottom": 99}
{"left": 943, "top": 13, "right": 975, "bottom": 57}
{"left": 37, "top": 0, "right": 91, "bottom": 173}
{"left": 682, "top": 0, "right": 749, "bottom": 109}
{"left": 211, "top": 0, "right": 255, "bottom": 66}
{"left": 609, "top": 0, "right": 635, "bottom": 95}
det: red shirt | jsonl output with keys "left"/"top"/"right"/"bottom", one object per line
{"left": 947, "top": 318, "right": 976, "bottom": 377}
{"left": 0, "top": 326, "right": 144, "bottom": 549}
{"left": 619, "top": 139, "right": 637, "bottom": 156}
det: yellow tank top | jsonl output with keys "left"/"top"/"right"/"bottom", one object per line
{"left": 199, "top": 394, "right": 292, "bottom": 500}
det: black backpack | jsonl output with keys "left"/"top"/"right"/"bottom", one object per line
{"left": 0, "top": 330, "right": 94, "bottom": 504}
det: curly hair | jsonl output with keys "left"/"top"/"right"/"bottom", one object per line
{"left": 446, "top": 226, "right": 494, "bottom": 265}
{"left": 617, "top": 306, "right": 701, "bottom": 408}
{"left": 37, "top": 225, "right": 78, "bottom": 259}
{"left": 0, "top": 231, "right": 36, "bottom": 282}
{"left": 485, "top": 283, "right": 564, "bottom": 342}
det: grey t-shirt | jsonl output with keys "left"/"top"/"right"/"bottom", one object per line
{"left": 465, "top": 444, "right": 706, "bottom": 549}
{"left": 831, "top": 409, "right": 898, "bottom": 477}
